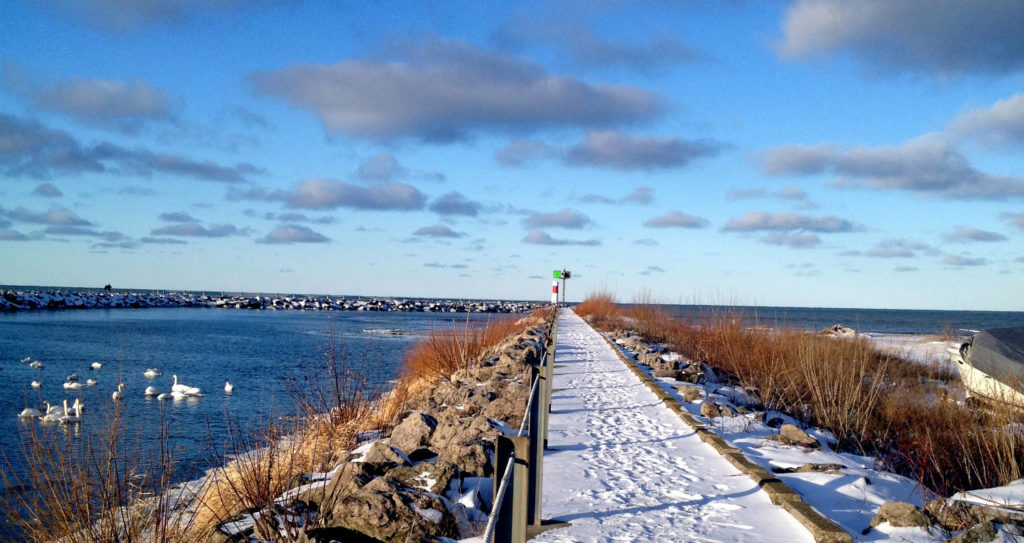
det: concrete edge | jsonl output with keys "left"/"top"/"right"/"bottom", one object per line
{"left": 593, "top": 329, "right": 853, "bottom": 543}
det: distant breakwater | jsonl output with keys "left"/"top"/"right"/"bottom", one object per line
{"left": 0, "top": 289, "right": 541, "bottom": 313}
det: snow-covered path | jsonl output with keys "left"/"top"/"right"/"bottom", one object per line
{"left": 534, "top": 309, "right": 816, "bottom": 543}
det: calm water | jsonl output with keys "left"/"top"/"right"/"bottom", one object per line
{"left": 0, "top": 308, "right": 503, "bottom": 493}
{"left": 646, "top": 304, "right": 1024, "bottom": 335}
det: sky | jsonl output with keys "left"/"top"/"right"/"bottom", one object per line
{"left": 0, "top": 1, "right": 1022, "bottom": 310}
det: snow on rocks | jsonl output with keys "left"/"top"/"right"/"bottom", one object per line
{"left": 1, "top": 288, "right": 539, "bottom": 314}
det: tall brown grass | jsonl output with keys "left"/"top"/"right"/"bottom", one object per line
{"left": 573, "top": 292, "right": 621, "bottom": 330}
{"left": 612, "top": 301, "right": 1024, "bottom": 497}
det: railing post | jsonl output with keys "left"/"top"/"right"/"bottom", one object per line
{"left": 493, "top": 436, "right": 529, "bottom": 543}
{"left": 527, "top": 366, "right": 544, "bottom": 525}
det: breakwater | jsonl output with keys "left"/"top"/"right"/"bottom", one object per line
{"left": 0, "top": 288, "right": 540, "bottom": 313}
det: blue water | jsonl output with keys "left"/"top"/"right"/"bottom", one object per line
{"left": 639, "top": 305, "right": 1024, "bottom": 335}
{"left": 0, "top": 308, "right": 505, "bottom": 493}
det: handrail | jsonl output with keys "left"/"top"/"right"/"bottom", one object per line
{"left": 482, "top": 372, "right": 541, "bottom": 542}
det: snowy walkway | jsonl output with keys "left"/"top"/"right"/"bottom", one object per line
{"left": 533, "top": 309, "right": 816, "bottom": 543}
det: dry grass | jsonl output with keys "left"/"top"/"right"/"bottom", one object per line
{"left": 614, "top": 301, "right": 1024, "bottom": 496}
{"left": 573, "top": 292, "right": 622, "bottom": 330}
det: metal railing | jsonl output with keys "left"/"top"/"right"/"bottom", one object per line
{"left": 482, "top": 316, "right": 557, "bottom": 543}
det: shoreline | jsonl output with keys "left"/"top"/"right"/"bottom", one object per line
{"left": 1, "top": 288, "right": 541, "bottom": 313}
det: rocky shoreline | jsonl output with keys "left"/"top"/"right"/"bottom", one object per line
{"left": 0, "top": 288, "right": 540, "bottom": 313}
{"left": 147, "top": 321, "right": 552, "bottom": 543}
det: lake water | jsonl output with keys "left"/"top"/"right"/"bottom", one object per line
{"left": 0, "top": 308, "right": 505, "bottom": 492}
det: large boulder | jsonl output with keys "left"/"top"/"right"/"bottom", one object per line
{"left": 776, "top": 424, "right": 819, "bottom": 448}
{"left": 385, "top": 461, "right": 458, "bottom": 494}
{"left": 870, "top": 501, "right": 931, "bottom": 529}
{"left": 324, "top": 478, "right": 459, "bottom": 542}
{"left": 390, "top": 412, "right": 437, "bottom": 457}
{"left": 362, "top": 441, "right": 410, "bottom": 466}
{"left": 436, "top": 440, "right": 493, "bottom": 477}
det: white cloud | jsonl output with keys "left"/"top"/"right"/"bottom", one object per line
{"left": 566, "top": 130, "right": 723, "bottom": 171}
{"left": 522, "top": 231, "right": 600, "bottom": 246}
{"left": 721, "top": 211, "right": 854, "bottom": 233}
{"left": 523, "top": 209, "right": 593, "bottom": 229}
{"left": 643, "top": 211, "right": 708, "bottom": 229}
{"left": 259, "top": 224, "right": 329, "bottom": 244}
{"left": 949, "top": 94, "right": 1024, "bottom": 150}
{"left": 251, "top": 38, "right": 659, "bottom": 142}
{"left": 778, "top": 0, "right": 1024, "bottom": 76}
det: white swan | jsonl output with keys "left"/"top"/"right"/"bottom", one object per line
{"left": 143, "top": 368, "right": 161, "bottom": 378}
{"left": 171, "top": 390, "right": 187, "bottom": 401}
{"left": 63, "top": 380, "right": 83, "bottom": 390}
{"left": 18, "top": 407, "right": 42, "bottom": 418}
{"left": 29, "top": 360, "right": 42, "bottom": 368}
{"left": 112, "top": 383, "right": 125, "bottom": 401}
{"left": 171, "top": 375, "right": 201, "bottom": 396}
{"left": 43, "top": 401, "right": 63, "bottom": 416}
{"left": 31, "top": 380, "right": 42, "bottom": 388}
{"left": 66, "top": 398, "right": 82, "bottom": 417}
{"left": 90, "top": 362, "right": 102, "bottom": 370}
{"left": 224, "top": 381, "right": 234, "bottom": 393}
{"left": 66, "top": 373, "right": 80, "bottom": 382}
{"left": 144, "top": 386, "right": 159, "bottom": 396}
{"left": 20, "top": 356, "right": 32, "bottom": 364}
{"left": 59, "top": 400, "right": 81, "bottom": 424}
{"left": 86, "top": 378, "right": 97, "bottom": 386}
{"left": 157, "top": 392, "right": 172, "bottom": 400}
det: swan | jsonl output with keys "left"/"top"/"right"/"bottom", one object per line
{"left": 66, "top": 399, "right": 82, "bottom": 417}
{"left": 86, "top": 378, "right": 97, "bottom": 386}
{"left": 59, "top": 400, "right": 81, "bottom": 424}
{"left": 63, "top": 380, "right": 83, "bottom": 390}
{"left": 38, "top": 400, "right": 64, "bottom": 423}
{"left": 171, "top": 375, "right": 201, "bottom": 396}
{"left": 90, "top": 362, "right": 102, "bottom": 370}
{"left": 20, "top": 356, "right": 32, "bottom": 363}
{"left": 144, "top": 386, "right": 159, "bottom": 396}
{"left": 18, "top": 407, "right": 42, "bottom": 418}
{"left": 112, "top": 383, "right": 125, "bottom": 401}
{"left": 171, "top": 390, "right": 187, "bottom": 401}
{"left": 143, "top": 368, "right": 161, "bottom": 378}
{"left": 157, "top": 392, "right": 172, "bottom": 400}
{"left": 29, "top": 361, "right": 42, "bottom": 368}
{"left": 66, "top": 373, "right": 80, "bottom": 382}
{"left": 224, "top": 381, "right": 234, "bottom": 393}
{"left": 31, "top": 380, "right": 42, "bottom": 388}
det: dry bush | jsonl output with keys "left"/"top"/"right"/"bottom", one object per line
{"left": 399, "top": 315, "right": 527, "bottom": 385}
{"left": 573, "top": 292, "right": 621, "bottom": 330}
{"left": 1, "top": 403, "right": 192, "bottom": 543}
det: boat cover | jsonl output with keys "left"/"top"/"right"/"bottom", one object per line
{"left": 962, "top": 327, "right": 1024, "bottom": 395}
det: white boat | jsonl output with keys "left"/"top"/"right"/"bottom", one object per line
{"left": 949, "top": 327, "right": 1024, "bottom": 408}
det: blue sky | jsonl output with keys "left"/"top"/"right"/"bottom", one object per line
{"left": 1, "top": 1, "right": 1022, "bottom": 310}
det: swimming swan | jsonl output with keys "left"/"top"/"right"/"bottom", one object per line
{"left": 18, "top": 407, "right": 42, "bottom": 418}
{"left": 143, "top": 368, "right": 161, "bottom": 378}
{"left": 90, "top": 362, "right": 102, "bottom": 370}
{"left": 144, "top": 386, "right": 159, "bottom": 396}
{"left": 112, "top": 383, "right": 125, "bottom": 401}
{"left": 224, "top": 381, "right": 234, "bottom": 393}
{"left": 157, "top": 392, "right": 172, "bottom": 400}
{"left": 59, "top": 400, "right": 81, "bottom": 424}
{"left": 86, "top": 378, "right": 97, "bottom": 386}
{"left": 171, "top": 375, "right": 201, "bottom": 396}
{"left": 31, "top": 380, "right": 42, "bottom": 388}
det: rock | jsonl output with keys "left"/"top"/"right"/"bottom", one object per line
{"left": 481, "top": 397, "right": 521, "bottom": 426}
{"left": 674, "top": 385, "right": 703, "bottom": 402}
{"left": 390, "top": 412, "right": 437, "bottom": 456}
{"left": 637, "top": 353, "right": 662, "bottom": 367}
{"left": 653, "top": 368, "right": 683, "bottom": 379}
{"left": 945, "top": 521, "right": 997, "bottom": 543}
{"left": 701, "top": 400, "right": 735, "bottom": 418}
{"left": 926, "top": 499, "right": 981, "bottom": 531}
{"left": 772, "top": 463, "right": 845, "bottom": 474}
{"left": 820, "top": 324, "right": 858, "bottom": 337}
{"left": 298, "top": 526, "right": 385, "bottom": 543}
{"left": 385, "top": 461, "right": 458, "bottom": 494}
{"left": 323, "top": 461, "right": 386, "bottom": 500}
{"left": 777, "top": 424, "right": 819, "bottom": 448}
{"left": 432, "top": 380, "right": 471, "bottom": 407}
{"left": 324, "top": 481, "right": 458, "bottom": 542}
{"left": 362, "top": 441, "right": 409, "bottom": 466}
{"left": 870, "top": 501, "right": 931, "bottom": 528}
{"left": 437, "top": 441, "right": 493, "bottom": 477}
